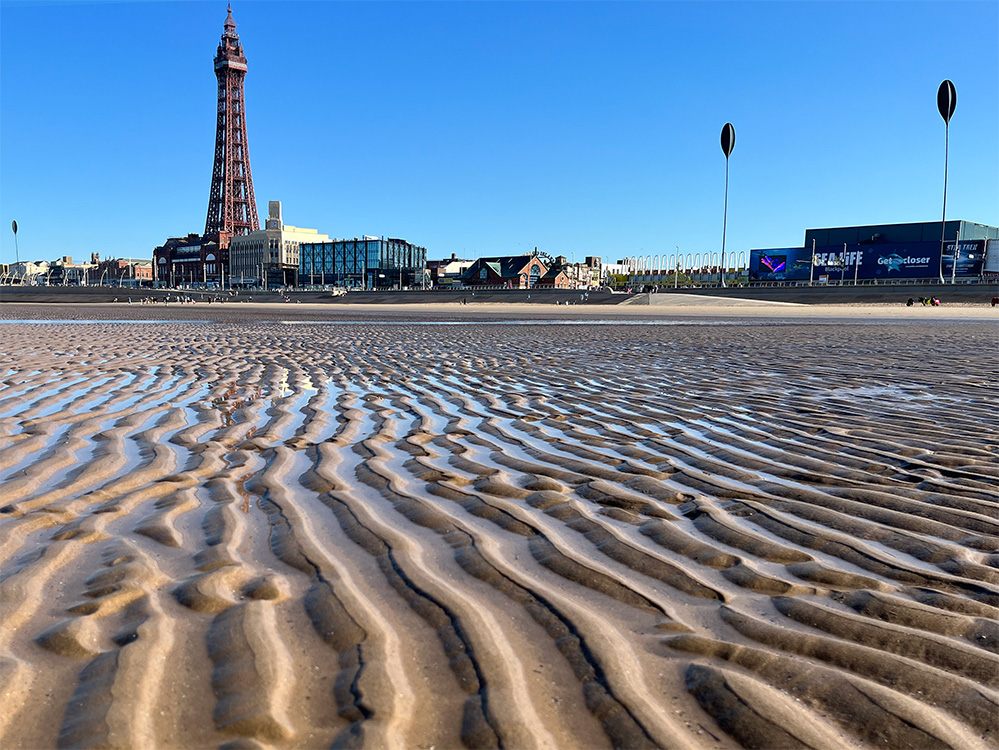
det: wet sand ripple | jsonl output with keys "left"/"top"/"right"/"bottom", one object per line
{"left": 0, "top": 316, "right": 996, "bottom": 749}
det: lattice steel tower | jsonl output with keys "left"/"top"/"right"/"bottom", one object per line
{"left": 204, "top": 4, "right": 259, "bottom": 238}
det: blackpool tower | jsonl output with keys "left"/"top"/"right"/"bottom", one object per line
{"left": 204, "top": 4, "right": 259, "bottom": 240}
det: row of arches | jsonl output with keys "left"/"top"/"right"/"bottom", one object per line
{"left": 623, "top": 251, "right": 748, "bottom": 274}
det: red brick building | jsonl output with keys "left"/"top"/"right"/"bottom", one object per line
{"left": 459, "top": 252, "right": 549, "bottom": 288}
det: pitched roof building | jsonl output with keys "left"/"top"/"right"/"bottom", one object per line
{"left": 460, "top": 253, "right": 549, "bottom": 288}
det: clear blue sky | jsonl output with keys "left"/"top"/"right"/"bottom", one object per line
{"left": 2, "top": 1, "right": 996, "bottom": 266}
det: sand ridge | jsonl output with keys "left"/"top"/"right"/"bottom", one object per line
{"left": 0, "top": 311, "right": 997, "bottom": 749}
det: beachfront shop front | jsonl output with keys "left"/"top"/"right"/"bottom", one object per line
{"left": 750, "top": 219, "right": 999, "bottom": 284}
{"left": 750, "top": 240, "right": 989, "bottom": 284}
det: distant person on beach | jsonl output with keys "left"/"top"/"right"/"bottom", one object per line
{"left": 906, "top": 298, "right": 913, "bottom": 306}
{"left": 992, "top": 296, "right": 998, "bottom": 307}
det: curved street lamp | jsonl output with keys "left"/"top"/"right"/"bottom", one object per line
{"left": 720, "top": 123, "right": 736, "bottom": 288}
{"left": 937, "top": 80, "right": 956, "bottom": 284}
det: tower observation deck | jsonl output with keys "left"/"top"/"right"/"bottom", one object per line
{"left": 204, "top": 4, "right": 259, "bottom": 239}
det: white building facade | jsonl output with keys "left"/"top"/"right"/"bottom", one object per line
{"left": 229, "top": 201, "right": 329, "bottom": 286}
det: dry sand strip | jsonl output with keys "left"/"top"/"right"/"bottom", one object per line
{"left": 2, "top": 296, "right": 999, "bottom": 323}
{"left": 0, "top": 315, "right": 997, "bottom": 749}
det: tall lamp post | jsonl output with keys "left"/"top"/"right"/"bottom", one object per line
{"left": 937, "top": 80, "right": 956, "bottom": 284}
{"left": 11, "top": 221, "right": 19, "bottom": 265}
{"left": 720, "top": 123, "right": 736, "bottom": 288}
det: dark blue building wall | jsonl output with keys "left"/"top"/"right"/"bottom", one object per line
{"left": 804, "top": 220, "right": 998, "bottom": 248}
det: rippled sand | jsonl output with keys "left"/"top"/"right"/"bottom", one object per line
{"left": 1, "top": 311, "right": 997, "bottom": 749}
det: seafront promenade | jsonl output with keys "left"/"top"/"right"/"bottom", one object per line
{"left": 2, "top": 280, "right": 998, "bottom": 307}
{"left": 1, "top": 305, "right": 997, "bottom": 749}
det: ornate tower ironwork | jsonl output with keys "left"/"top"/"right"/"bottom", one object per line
{"left": 204, "top": 4, "right": 259, "bottom": 238}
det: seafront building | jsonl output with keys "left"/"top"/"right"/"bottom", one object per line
{"left": 154, "top": 234, "right": 226, "bottom": 288}
{"left": 5, "top": 261, "right": 50, "bottom": 283}
{"left": 427, "top": 254, "right": 473, "bottom": 287}
{"left": 537, "top": 263, "right": 573, "bottom": 288}
{"left": 535, "top": 256, "right": 603, "bottom": 288}
{"left": 4, "top": 256, "right": 151, "bottom": 286}
{"left": 44, "top": 256, "right": 96, "bottom": 285}
{"left": 750, "top": 220, "right": 999, "bottom": 284}
{"left": 298, "top": 237, "right": 428, "bottom": 289}
{"left": 229, "top": 202, "right": 329, "bottom": 288}
{"left": 453, "top": 252, "right": 604, "bottom": 289}
{"left": 91, "top": 257, "right": 153, "bottom": 285}
{"left": 459, "top": 253, "right": 549, "bottom": 288}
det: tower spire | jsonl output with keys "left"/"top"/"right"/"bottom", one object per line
{"left": 204, "top": 4, "right": 259, "bottom": 239}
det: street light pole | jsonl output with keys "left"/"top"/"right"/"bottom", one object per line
{"left": 720, "top": 123, "right": 736, "bottom": 288}
{"left": 937, "top": 80, "right": 957, "bottom": 284}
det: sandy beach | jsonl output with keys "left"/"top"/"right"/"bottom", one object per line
{"left": 1, "top": 301, "right": 997, "bottom": 749}
{"left": 4, "top": 294, "right": 999, "bottom": 323}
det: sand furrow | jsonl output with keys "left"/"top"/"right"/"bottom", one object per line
{"left": 1, "top": 314, "right": 996, "bottom": 750}
{"left": 57, "top": 540, "right": 177, "bottom": 749}
{"left": 718, "top": 605, "right": 999, "bottom": 736}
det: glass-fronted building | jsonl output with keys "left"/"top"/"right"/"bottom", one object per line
{"left": 298, "top": 237, "right": 427, "bottom": 289}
